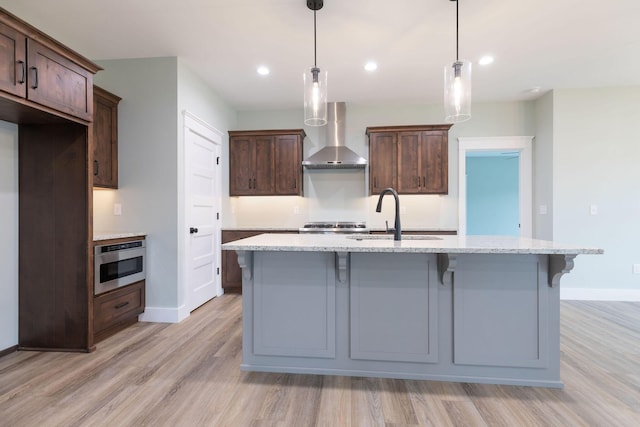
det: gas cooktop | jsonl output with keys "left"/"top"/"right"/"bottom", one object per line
{"left": 298, "top": 221, "right": 369, "bottom": 234}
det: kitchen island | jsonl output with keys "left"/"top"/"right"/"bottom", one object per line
{"left": 222, "top": 234, "right": 602, "bottom": 388}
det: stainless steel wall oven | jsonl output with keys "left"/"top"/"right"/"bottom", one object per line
{"left": 94, "top": 240, "right": 146, "bottom": 295}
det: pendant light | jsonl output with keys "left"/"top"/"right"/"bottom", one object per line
{"left": 304, "top": 0, "right": 328, "bottom": 126}
{"left": 444, "top": 0, "right": 471, "bottom": 123}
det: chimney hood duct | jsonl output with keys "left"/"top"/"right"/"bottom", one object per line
{"left": 302, "top": 102, "right": 367, "bottom": 169}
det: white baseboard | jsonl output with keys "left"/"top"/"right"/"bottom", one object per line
{"left": 139, "top": 304, "right": 190, "bottom": 323}
{"left": 560, "top": 288, "right": 640, "bottom": 301}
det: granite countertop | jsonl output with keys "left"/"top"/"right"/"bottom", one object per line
{"left": 94, "top": 232, "right": 147, "bottom": 241}
{"left": 221, "top": 233, "right": 603, "bottom": 255}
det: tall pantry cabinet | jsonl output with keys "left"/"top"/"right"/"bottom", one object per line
{"left": 1, "top": 7, "right": 102, "bottom": 352}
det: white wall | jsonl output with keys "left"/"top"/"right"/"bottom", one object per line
{"left": 229, "top": 101, "right": 536, "bottom": 230}
{"left": 0, "top": 121, "right": 18, "bottom": 349}
{"left": 553, "top": 87, "right": 640, "bottom": 299}
{"left": 93, "top": 57, "right": 179, "bottom": 312}
{"left": 533, "top": 91, "right": 554, "bottom": 240}
{"left": 93, "top": 57, "right": 237, "bottom": 321}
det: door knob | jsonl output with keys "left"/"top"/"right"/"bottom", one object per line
{"left": 190, "top": 227, "right": 199, "bottom": 234}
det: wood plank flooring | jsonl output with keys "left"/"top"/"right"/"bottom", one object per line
{"left": 1, "top": 296, "right": 638, "bottom": 426}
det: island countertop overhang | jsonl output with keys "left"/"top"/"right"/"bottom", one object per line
{"left": 221, "top": 233, "right": 603, "bottom": 256}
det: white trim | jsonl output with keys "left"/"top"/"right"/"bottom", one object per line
{"left": 139, "top": 305, "right": 190, "bottom": 323}
{"left": 560, "top": 288, "right": 640, "bottom": 301}
{"left": 458, "top": 136, "right": 534, "bottom": 237}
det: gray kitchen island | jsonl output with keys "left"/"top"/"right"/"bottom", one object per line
{"left": 222, "top": 234, "right": 602, "bottom": 388}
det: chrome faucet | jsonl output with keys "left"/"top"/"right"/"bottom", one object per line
{"left": 376, "top": 188, "right": 401, "bottom": 241}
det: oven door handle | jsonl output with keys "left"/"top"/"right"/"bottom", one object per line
{"left": 96, "top": 247, "right": 145, "bottom": 264}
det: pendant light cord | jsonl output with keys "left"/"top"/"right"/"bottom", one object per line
{"left": 313, "top": 8, "right": 318, "bottom": 67}
{"left": 456, "top": 0, "right": 459, "bottom": 61}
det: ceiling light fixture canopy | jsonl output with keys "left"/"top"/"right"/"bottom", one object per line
{"left": 444, "top": 0, "right": 471, "bottom": 123}
{"left": 304, "top": 0, "right": 328, "bottom": 126}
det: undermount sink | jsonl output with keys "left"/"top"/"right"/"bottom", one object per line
{"left": 346, "top": 235, "right": 443, "bottom": 241}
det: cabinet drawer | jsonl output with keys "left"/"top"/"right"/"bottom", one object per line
{"left": 94, "top": 280, "right": 145, "bottom": 334}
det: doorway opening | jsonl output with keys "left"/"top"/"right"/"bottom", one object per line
{"left": 458, "top": 137, "right": 533, "bottom": 237}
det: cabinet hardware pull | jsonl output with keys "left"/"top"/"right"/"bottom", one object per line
{"left": 248, "top": 178, "right": 251, "bottom": 189}
{"left": 190, "top": 227, "right": 199, "bottom": 234}
{"left": 30, "top": 67, "right": 38, "bottom": 89}
{"left": 374, "top": 177, "right": 377, "bottom": 187}
{"left": 93, "top": 160, "right": 99, "bottom": 176}
{"left": 293, "top": 180, "right": 296, "bottom": 189}
{"left": 114, "top": 302, "right": 129, "bottom": 309}
{"left": 253, "top": 178, "right": 256, "bottom": 189}
{"left": 17, "top": 61, "right": 26, "bottom": 84}
{"left": 423, "top": 176, "right": 426, "bottom": 187}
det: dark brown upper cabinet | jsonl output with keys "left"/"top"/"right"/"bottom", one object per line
{"left": 367, "top": 124, "right": 452, "bottom": 195}
{"left": 0, "top": 9, "right": 99, "bottom": 123}
{"left": 228, "top": 129, "right": 305, "bottom": 196}
{"left": 92, "top": 85, "right": 121, "bottom": 188}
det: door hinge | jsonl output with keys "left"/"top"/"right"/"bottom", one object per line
{"left": 217, "top": 267, "right": 220, "bottom": 275}
{"left": 216, "top": 156, "right": 220, "bottom": 165}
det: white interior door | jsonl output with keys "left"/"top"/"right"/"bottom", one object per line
{"left": 458, "top": 136, "right": 533, "bottom": 237}
{"left": 184, "top": 112, "right": 222, "bottom": 312}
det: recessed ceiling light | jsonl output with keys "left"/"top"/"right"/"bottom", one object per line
{"left": 478, "top": 55, "right": 494, "bottom": 66}
{"left": 364, "top": 61, "right": 378, "bottom": 72}
{"left": 257, "top": 66, "right": 270, "bottom": 76}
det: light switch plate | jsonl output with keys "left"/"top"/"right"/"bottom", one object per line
{"left": 590, "top": 205, "right": 598, "bottom": 215}
{"left": 539, "top": 205, "right": 548, "bottom": 215}
{"left": 113, "top": 203, "right": 122, "bottom": 216}
{"left": 633, "top": 264, "right": 640, "bottom": 274}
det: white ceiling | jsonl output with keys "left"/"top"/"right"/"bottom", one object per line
{"left": 2, "top": 0, "right": 639, "bottom": 112}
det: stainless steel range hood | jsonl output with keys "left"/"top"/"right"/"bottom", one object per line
{"left": 302, "top": 102, "right": 367, "bottom": 169}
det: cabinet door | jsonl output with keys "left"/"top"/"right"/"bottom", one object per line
{"left": 0, "top": 22, "right": 27, "bottom": 98}
{"left": 421, "top": 132, "right": 448, "bottom": 194}
{"left": 229, "top": 136, "right": 255, "bottom": 195}
{"left": 253, "top": 135, "right": 275, "bottom": 195}
{"left": 369, "top": 132, "right": 397, "bottom": 194}
{"left": 350, "top": 253, "right": 438, "bottom": 363}
{"left": 93, "top": 86, "right": 120, "bottom": 188}
{"left": 274, "top": 134, "right": 302, "bottom": 195}
{"left": 397, "top": 132, "right": 422, "bottom": 194}
{"left": 26, "top": 39, "right": 93, "bottom": 121}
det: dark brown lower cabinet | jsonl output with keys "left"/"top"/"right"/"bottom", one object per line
{"left": 222, "top": 230, "right": 297, "bottom": 294}
{"left": 93, "top": 280, "right": 145, "bottom": 344}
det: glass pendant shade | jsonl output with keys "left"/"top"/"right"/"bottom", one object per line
{"left": 444, "top": 60, "right": 471, "bottom": 123}
{"left": 303, "top": 66, "right": 328, "bottom": 126}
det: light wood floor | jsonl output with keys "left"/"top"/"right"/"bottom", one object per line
{"left": 1, "top": 295, "right": 639, "bottom": 426}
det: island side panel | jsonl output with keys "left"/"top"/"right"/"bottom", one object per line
{"left": 350, "top": 253, "right": 438, "bottom": 363}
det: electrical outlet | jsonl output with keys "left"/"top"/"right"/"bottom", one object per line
{"left": 633, "top": 264, "right": 640, "bottom": 274}
{"left": 293, "top": 206, "right": 300, "bottom": 215}
{"left": 590, "top": 205, "right": 598, "bottom": 215}
{"left": 400, "top": 206, "right": 407, "bottom": 214}
{"left": 113, "top": 203, "right": 122, "bottom": 216}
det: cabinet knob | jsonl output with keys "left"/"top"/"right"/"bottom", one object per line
{"left": 190, "top": 227, "right": 199, "bottom": 234}
{"left": 93, "top": 160, "right": 99, "bottom": 176}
